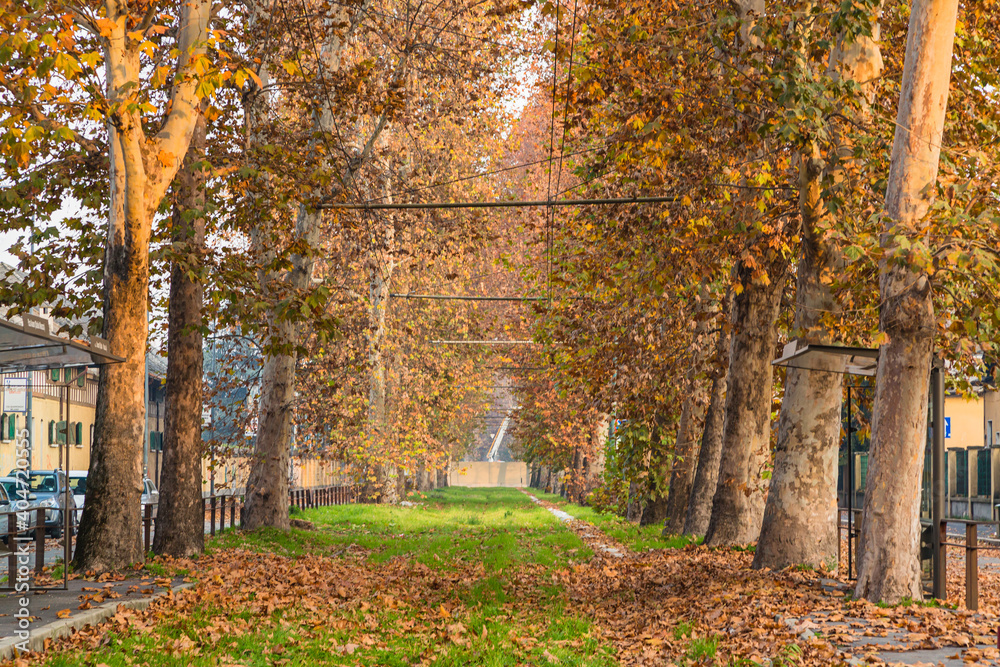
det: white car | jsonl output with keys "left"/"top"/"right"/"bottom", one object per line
{"left": 142, "top": 477, "right": 159, "bottom": 505}
{"left": 68, "top": 470, "right": 87, "bottom": 509}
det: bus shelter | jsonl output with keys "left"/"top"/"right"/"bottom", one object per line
{"left": 0, "top": 313, "right": 123, "bottom": 590}
{"left": 773, "top": 340, "right": 946, "bottom": 598}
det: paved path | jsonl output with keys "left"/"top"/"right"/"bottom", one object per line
{"left": 0, "top": 575, "right": 185, "bottom": 641}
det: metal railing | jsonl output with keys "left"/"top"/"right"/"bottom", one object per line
{"left": 0, "top": 508, "right": 49, "bottom": 586}
{"left": 839, "top": 508, "right": 993, "bottom": 611}
{"left": 0, "top": 485, "right": 358, "bottom": 585}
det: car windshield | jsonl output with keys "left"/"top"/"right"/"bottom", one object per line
{"left": 28, "top": 473, "right": 57, "bottom": 493}
{"left": 69, "top": 477, "right": 87, "bottom": 495}
{"left": 0, "top": 480, "right": 27, "bottom": 501}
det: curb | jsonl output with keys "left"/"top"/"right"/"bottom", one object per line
{"left": 0, "top": 581, "right": 195, "bottom": 659}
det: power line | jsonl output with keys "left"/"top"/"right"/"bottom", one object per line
{"left": 319, "top": 194, "right": 684, "bottom": 210}
{"left": 320, "top": 182, "right": 797, "bottom": 210}
{"left": 544, "top": 0, "right": 563, "bottom": 306}
{"left": 345, "top": 145, "right": 603, "bottom": 206}
{"left": 431, "top": 340, "right": 538, "bottom": 345}
{"left": 390, "top": 293, "right": 547, "bottom": 301}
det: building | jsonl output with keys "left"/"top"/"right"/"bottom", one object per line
{"left": 838, "top": 387, "right": 1000, "bottom": 522}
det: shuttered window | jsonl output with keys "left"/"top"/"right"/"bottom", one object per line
{"left": 956, "top": 450, "right": 969, "bottom": 497}
{"left": 978, "top": 449, "right": 991, "bottom": 497}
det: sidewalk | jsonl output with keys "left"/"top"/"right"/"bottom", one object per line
{"left": 0, "top": 574, "right": 184, "bottom": 642}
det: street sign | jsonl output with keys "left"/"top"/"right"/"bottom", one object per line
{"left": 3, "top": 378, "right": 27, "bottom": 413}
{"left": 945, "top": 416, "right": 951, "bottom": 439}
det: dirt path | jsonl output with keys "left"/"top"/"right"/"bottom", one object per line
{"left": 522, "top": 490, "right": 628, "bottom": 559}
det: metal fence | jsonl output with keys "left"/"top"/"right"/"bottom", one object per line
{"left": 839, "top": 508, "right": 998, "bottom": 611}
{"left": 0, "top": 485, "right": 358, "bottom": 587}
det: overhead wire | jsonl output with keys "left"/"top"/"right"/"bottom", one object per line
{"left": 543, "top": 0, "right": 563, "bottom": 305}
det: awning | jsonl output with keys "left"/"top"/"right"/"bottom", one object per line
{"left": 772, "top": 340, "right": 878, "bottom": 376}
{"left": 0, "top": 313, "right": 124, "bottom": 372}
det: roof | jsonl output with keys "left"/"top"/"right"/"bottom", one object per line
{"left": 0, "top": 314, "right": 123, "bottom": 372}
{"left": 772, "top": 340, "right": 878, "bottom": 377}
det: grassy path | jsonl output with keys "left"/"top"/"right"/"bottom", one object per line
{"left": 31, "top": 488, "right": 618, "bottom": 666}
{"left": 25, "top": 487, "right": 984, "bottom": 666}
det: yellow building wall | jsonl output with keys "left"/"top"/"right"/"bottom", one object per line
{"left": 945, "top": 394, "right": 984, "bottom": 450}
{"left": 0, "top": 372, "right": 97, "bottom": 475}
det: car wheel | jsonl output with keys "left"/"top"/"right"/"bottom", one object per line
{"left": 50, "top": 523, "right": 63, "bottom": 539}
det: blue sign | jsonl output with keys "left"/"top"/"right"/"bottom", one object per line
{"left": 945, "top": 416, "right": 951, "bottom": 439}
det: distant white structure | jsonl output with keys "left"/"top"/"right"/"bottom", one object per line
{"left": 449, "top": 461, "right": 527, "bottom": 488}
{"left": 486, "top": 414, "right": 511, "bottom": 462}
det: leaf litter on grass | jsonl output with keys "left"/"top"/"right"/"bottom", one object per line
{"left": 13, "top": 487, "right": 1000, "bottom": 666}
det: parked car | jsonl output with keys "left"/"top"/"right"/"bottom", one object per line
{"left": 141, "top": 477, "right": 159, "bottom": 506}
{"left": 0, "top": 476, "right": 46, "bottom": 538}
{"left": 68, "top": 470, "right": 88, "bottom": 509}
{"left": 6, "top": 470, "right": 77, "bottom": 538}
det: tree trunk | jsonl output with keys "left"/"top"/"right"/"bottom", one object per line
{"left": 704, "top": 259, "right": 787, "bottom": 546}
{"left": 74, "top": 0, "right": 209, "bottom": 572}
{"left": 588, "top": 414, "right": 609, "bottom": 491}
{"left": 244, "top": 327, "right": 295, "bottom": 530}
{"left": 663, "top": 381, "right": 708, "bottom": 535}
{"left": 244, "top": 0, "right": 379, "bottom": 526}
{"left": 684, "top": 306, "right": 732, "bottom": 536}
{"left": 640, "top": 415, "right": 672, "bottom": 525}
{"left": 153, "top": 110, "right": 207, "bottom": 558}
{"left": 856, "top": 0, "right": 957, "bottom": 603}
{"left": 626, "top": 479, "right": 643, "bottom": 521}
{"left": 753, "top": 16, "right": 884, "bottom": 571}
{"left": 367, "top": 211, "right": 396, "bottom": 503}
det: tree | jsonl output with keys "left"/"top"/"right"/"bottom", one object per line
{"left": 754, "top": 5, "right": 884, "bottom": 571}
{"left": 153, "top": 108, "right": 208, "bottom": 557}
{"left": 683, "top": 294, "right": 731, "bottom": 535}
{"left": 855, "top": 0, "right": 959, "bottom": 603}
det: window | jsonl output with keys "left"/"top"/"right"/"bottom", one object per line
{"left": 68, "top": 475, "right": 87, "bottom": 496}
{"left": 978, "top": 449, "right": 991, "bottom": 497}
{"left": 989, "top": 420, "right": 995, "bottom": 447}
{"left": 7, "top": 414, "right": 15, "bottom": 442}
{"left": 0, "top": 415, "right": 7, "bottom": 442}
{"left": 956, "top": 450, "right": 969, "bottom": 497}
{"left": 47, "top": 420, "right": 55, "bottom": 446}
{"left": 75, "top": 422, "right": 83, "bottom": 447}
{"left": 76, "top": 370, "right": 85, "bottom": 387}
{"left": 50, "top": 369, "right": 59, "bottom": 382}
{"left": 27, "top": 472, "right": 57, "bottom": 493}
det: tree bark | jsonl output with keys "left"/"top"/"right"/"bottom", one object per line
{"left": 684, "top": 304, "right": 732, "bottom": 536}
{"left": 856, "top": 0, "right": 957, "bottom": 603}
{"left": 367, "top": 206, "right": 397, "bottom": 503}
{"left": 626, "top": 479, "right": 643, "bottom": 521}
{"left": 704, "top": 258, "right": 787, "bottom": 546}
{"left": 663, "top": 381, "right": 707, "bottom": 535}
{"left": 74, "top": 0, "right": 209, "bottom": 572}
{"left": 153, "top": 110, "right": 207, "bottom": 558}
